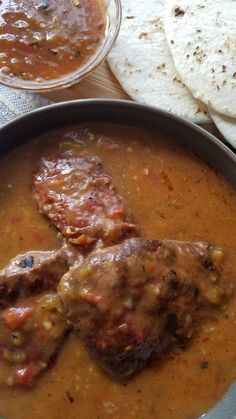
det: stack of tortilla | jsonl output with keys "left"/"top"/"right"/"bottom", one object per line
{"left": 107, "top": 0, "right": 236, "bottom": 148}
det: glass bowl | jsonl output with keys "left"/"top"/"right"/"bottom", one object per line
{"left": 0, "top": 0, "right": 122, "bottom": 92}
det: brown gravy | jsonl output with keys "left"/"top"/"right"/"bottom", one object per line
{"left": 0, "top": 124, "right": 235, "bottom": 419}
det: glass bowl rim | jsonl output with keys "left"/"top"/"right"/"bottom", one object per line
{"left": 0, "top": 0, "right": 122, "bottom": 92}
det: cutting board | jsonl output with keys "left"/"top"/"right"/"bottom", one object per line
{"left": 44, "top": 61, "right": 129, "bottom": 102}
{"left": 44, "top": 60, "right": 220, "bottom": 139}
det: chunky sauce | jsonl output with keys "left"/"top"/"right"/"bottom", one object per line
{"left": 0, "top": 0, "right": 106, "bottom": 82}
{"left": 0, "top": 125, "right": 236, "bottom": 419}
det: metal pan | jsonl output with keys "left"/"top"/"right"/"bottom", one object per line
{"left": 0, "top": 99, "right": 235, "bottom": 418}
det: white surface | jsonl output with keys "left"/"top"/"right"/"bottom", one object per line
{"left": 209, "top": 108, "right": 236, "bottom": 148}
{"left": 108, "top": 0, "right": 210, "bottom": 124}
{"left": 164, "top": 0, "right": 236, "bottom": 118}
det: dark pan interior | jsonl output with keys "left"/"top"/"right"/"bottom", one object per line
{"left": 0, "top": 99, "right": 235, "bottom": 189}
{"left": 0, "top": 99, "right": 235, "bottom": 418}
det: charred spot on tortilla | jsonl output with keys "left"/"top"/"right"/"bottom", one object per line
{"left": 173, "top": 6, "right": 185, "bottom": 17}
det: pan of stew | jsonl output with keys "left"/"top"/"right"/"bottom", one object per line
{"left": 0, "top": 99, "right": 235, "bottom": 419}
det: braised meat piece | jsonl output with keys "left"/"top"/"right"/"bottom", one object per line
{"left": 0, "top": 293, "right": 67, "bottom": 387}
{"left": 58, "top": 238, "right": 229, "bottom": 381}
{"left": 0, "top": 249, "right": 70, "bottom": 387}
{"left": 0, "top": 250, "right": 68, "bottom": 308}
{"left": 33, "top": 151, "right": 137, "bottom": 247}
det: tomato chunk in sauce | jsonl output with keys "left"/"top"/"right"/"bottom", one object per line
{"left": 0, "top": 0, "right": 106, "bottom": 82}
{"left": 0, "top": 124, "right": 235, "bottom": 419}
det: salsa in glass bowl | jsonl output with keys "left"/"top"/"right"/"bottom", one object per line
{"left": 0, "top": 0, "right": 121, "bottom": 91}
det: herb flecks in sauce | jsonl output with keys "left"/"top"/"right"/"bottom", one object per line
{"left": 0, "top": 0, "right": 106, "bottom": 82}
{"left": 200, "top": 361, "right": 209, "bottom": 370}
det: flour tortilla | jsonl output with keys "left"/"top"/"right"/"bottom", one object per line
{"left": 208, "top": 109, "right": 236, "bottom": 149}
{"left": 107, "top": 0, "right": 210, "bottom": 124}
{"left": 164, "top": 0, "right": 236, "bottom": 118}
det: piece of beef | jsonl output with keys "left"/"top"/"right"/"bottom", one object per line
{"left": 58, "top": 238, "right": 230, "bottom": 381}
{"left": 0, "top": 249, "right": 70, "bottom": 387}
{"left": 0, "top": 250, "right": 68, "bottom": 308}
{"left": 32, "top": 151, "right": 137, "bottom": 248}
{"left": 60, "top": 238, "right": 84, "bottom": 266}
{"left": 0, "top": 293, "right": 67, "bottom": 387}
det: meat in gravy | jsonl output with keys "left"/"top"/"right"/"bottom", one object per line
{"left": 0, "top": 125, "right": 235, "bottom": 419}
{"left": 33, "top": 151, "right": 137, "bottom": 248}
{"left": 0, "top": 250, "right": 68, "bottom": 308}
{"left": 59, "top": 238, "right": 230, "bottom": 381}
{"left": 0, "top": 141, "right": 232, "bottom": 388}
{"left": 0, "top": 293, "right": 66, "bottom": 387}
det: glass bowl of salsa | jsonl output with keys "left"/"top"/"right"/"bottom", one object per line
{"left": 0, "top": 0, "right": 121, "bottom": 91}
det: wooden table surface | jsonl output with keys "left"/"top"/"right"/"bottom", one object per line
{"left": 44, "top": 61, "right": 129, "bottom": 102}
